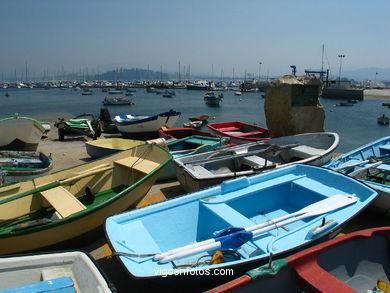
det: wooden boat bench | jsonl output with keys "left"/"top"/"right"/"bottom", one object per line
{"left": 0, "top": 276, "right": 75, "bottom": 293}
{"left": 191, "top": 165, "right": 215, "bottom": 177}
{"left": 218, "top": 126, "right": 240, "bottom": 132}
{"left": 114, "top": 157, "right": 159, "bottom": 173}
{"left": 40, "top": 186, "right": 86, "bottom": 218}
{"left": 289, "top": 145, "right": 324, "bottom": 159}
{"left": 241, "top": 155, "right": 268, "bottom": 167}
{"left": 379, "top": 145, "right": 390, "bottom": 153}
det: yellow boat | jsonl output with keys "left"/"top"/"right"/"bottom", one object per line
{"left": 0, "top": 143, "right": 171, "bottom": 254}
{"left": 85, "top": 138, "right": 145, "bottom": 158}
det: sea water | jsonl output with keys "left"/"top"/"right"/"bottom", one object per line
{"left": 0, "top": 87, "right": 389, "bottom": 153}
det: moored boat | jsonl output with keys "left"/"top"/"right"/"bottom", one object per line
{"left": 158, "top": 127, "right": 216, "bottom": 140}
{"left": 0, "top": 251, "right": 115, "bottom": 292}
{"left": 324, "top": 136, "right": 390, "bottom": 216}
{"left": 204, "top": 92, "right": 223, "bottom": 106}
{"left": 183, "top": 120, "right": 203, "bottom": 128}
{"left": 102, "top": 97, "right": 133, "bottom": 105}
{"left": 175, "top": 132, "right": 339, "bottom": 192}
{"left": 105, "top": 164, "right": 377, "bottom": 289}
{"left": 0, "top": 143, "right": 171, "bottom": 254}
{"left": 85, "top": 138, "right": 145, "bottom": 158}
{"left": 0, "top": 114, "right": 47, "bottom": 151}
{"left": 0, "top": 151, "right": 53, "bottom": 184}
{"left": 378, "top": 114, "right": 389, "bottom": 125}
{"left": 207, "top": 121, "right": 270, "bottom": 145}
{"left": 113, "top": 110, "right": 181, "bottom": 139}
{"left": 189, "top": 114, "right": 209, "bottom": 123}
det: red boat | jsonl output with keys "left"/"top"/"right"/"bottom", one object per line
{"left": 189, "top": 114, "right": 209, "bottom": 122}
{"left": 158, "top": 127, "right": 216, "bottom": 140}
{"left": 207, "top": 121, "right": 270, "bottom": 145}
{"left": 208, "top": 227, "right": 390, "bottom": 293}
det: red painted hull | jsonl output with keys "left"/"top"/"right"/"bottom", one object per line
{"left": 207, "top": 121, "right": 270, "bottom": 144}
{"left": 208, "top": 227, "right": 390, "bottom": 293}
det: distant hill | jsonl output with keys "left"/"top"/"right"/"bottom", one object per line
{"left": 98, "top": 68, "right": 170, "bottom": 80}
{"left": 342, "top": 67, "right": 390, "bottom": 82}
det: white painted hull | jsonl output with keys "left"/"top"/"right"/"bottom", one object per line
{"left": 116, "top": 114, "right": 180, "bottom": 134}
{"left": 0, "top": 118, "right": 45, "bottom": 151}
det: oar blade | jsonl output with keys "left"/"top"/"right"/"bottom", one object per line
{"left": 306, "top": 194, "right": 357, "bottom": 217}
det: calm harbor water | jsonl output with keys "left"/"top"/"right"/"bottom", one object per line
{"left": 0, "top": 87, "right": 389, "bottom": 154}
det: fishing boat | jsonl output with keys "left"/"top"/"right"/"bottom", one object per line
{"left": 113, "top": 110, "right": 181, "bottom": 139}
{"left": 175, "top": 132, "right": 339, "bottom": 192}
{"left": 0, "top": 143, "right": 171, "bottom": 254}
{"left": 208, "top": 227, "right": 390, "bottom": 293}
{"left": 102, "top": 97, "right": 133, "bottom": 106}
{"left": 105, "top": 164, "right": 377, "bottom": 289}
{"left": 85, "top": 138, "right": 145, "bottom": 158}
{"left": 0, "top": 251, "right": 115, "bottom": 292}
{"left": 0, "top": 113, "right": 47, "bottom": 151}
{"left": 204, "top": 92, "right": 223, "bottom": 106}
{"left": 207, "top": 121, "right": 270, "bottom": 145}
{"left": 54, "top": 113, "right": 101, "bottom": 141}
{"left": 324, "top": 136, "right": 390, "bottom": 216}
{"left": 377, "top": 114, "right": 389, "bottom": 125}
{"left": 157, "top": 135, "right": 230, "bottom": 181}
{"left": 0, "top": 151, "right": 53, "bottom": 184}
{"left": 158, "top": 127, "right": 216, "bottom": 140}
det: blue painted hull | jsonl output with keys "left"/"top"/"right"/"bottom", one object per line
{"left": 105, "top": 164, "right": 377, "bottom": 287}
{"left": 324, "top": 136, "right": 390, "bottom": 215}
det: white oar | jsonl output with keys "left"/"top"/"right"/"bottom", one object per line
{"left": 348, "top": 161, "right": 385, "bottom": 177}
{"left": 156, "top": 194, "right": 357, "bottom": 263}
{"left": 154, "top": 194, "right": 348, "bottom": 261}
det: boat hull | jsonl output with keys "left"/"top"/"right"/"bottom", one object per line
{"left": 324, "top": 136, "right": 390, "bottom": 216}
{"left": 105, "top": 164, "right": 377, "bottom": 289}
{"left": 0, "top": 117, "right": 45, "bottom": 151}
{"left": 175, "top": 132, "right": 339, "bottom": 192}
{"left": 0, "top": 251, "right": 114, "bottom": 292}
{"left": 85, "top": 138, "right": 145, "bottom": 158}
{"left": 0, "top": 144, "right": 171, "bottom": 254}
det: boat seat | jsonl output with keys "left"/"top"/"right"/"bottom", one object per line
{"left": 379, "top": 145, "right": 390, "bottom": 152}
{"left": 202, "top": 203, "right": 255, "bottom": 228}
{"left": 218, "top": 127, "right": 240, "bottom": 132}
{"left": 114, "top": 157, "right": 160, "bottom": 173}
{"left": 289, "top": 145, "right": 324, "bottom": 159}
{"left": 1, "top": 276, "right": 75, "bottom": 293}
{"left": 40, "top": 186, "right": 86, "bottom": 218}
{"left": 241, "top": 155, "right": 268, "bottom": 167}
{"left": 237, "top": 131, "right": 263, "bottom": 137}
{"left": 192, "top": 165, "right": 215, "bottom": 177}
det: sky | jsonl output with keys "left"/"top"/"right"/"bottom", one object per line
{"left": 1, "top": 0, "right": 389, "bottom": 80}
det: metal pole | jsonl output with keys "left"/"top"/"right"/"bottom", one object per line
{"left": 258, "top": 62, "right": 262, "bottom": 79}
{"left": 338, "top": 54, "right": 345, "bottom": 87}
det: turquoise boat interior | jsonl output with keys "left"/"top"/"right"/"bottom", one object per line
{"left": 105, "top": 164, "right": 377, "bottom": 278}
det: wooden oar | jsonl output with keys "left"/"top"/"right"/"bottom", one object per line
{"left": 155, "top": 194, "right": 357, "bottom": 263}
{"left": 333, "top": 154, "right": 390, "bottom": 172}
{"left": 184, "top": 144, "right": 298, "bottom": 166}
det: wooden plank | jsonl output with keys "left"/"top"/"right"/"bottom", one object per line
{"left": 34, "top": 175, "right": 55, "bottom": 188}
{"left": 0, "top": 276, "right": 74, "bottom": 293}
{"left": 114, "top": 157, "right": 160, "bottom": 173}
{"left": 40, "top": 186, "right": 86, "bottom": 218}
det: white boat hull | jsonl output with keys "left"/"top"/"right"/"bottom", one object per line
{"left": 0, "top": 117, "right": 45, "bottom": 151}
{"left": 116, "top": 114, "right": 180, "bottom": 134}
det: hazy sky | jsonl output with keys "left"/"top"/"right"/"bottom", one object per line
{"left": 1, "top": 0, "right": 389, "bottom": 79}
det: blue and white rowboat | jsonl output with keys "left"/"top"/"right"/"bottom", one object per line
{"left": 105, "top": 164, "right": 377, "bottom": 288}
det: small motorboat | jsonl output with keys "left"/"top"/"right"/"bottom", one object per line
{"left": 175, "top": 132, "right": 339, "bottom": 192}
{"left": 105, "top": 164, "right": 377, "bottom": 289}
{"left": 204, "top": 92, "right": 223, "bottom": 106}
{"left": 207, "top": 121, "right": 270, "bottom": 145}
{"left": 378, "top": 114, "right": 389, "bottom": 125}
{"left": 113, "top": 109, "right": 181, "bottom": 139}
{"left": 102, "top": 97, "right": 133, "bottom": 105}
{"left": 0, "top": 251, "right": 115, "bottom": 292}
